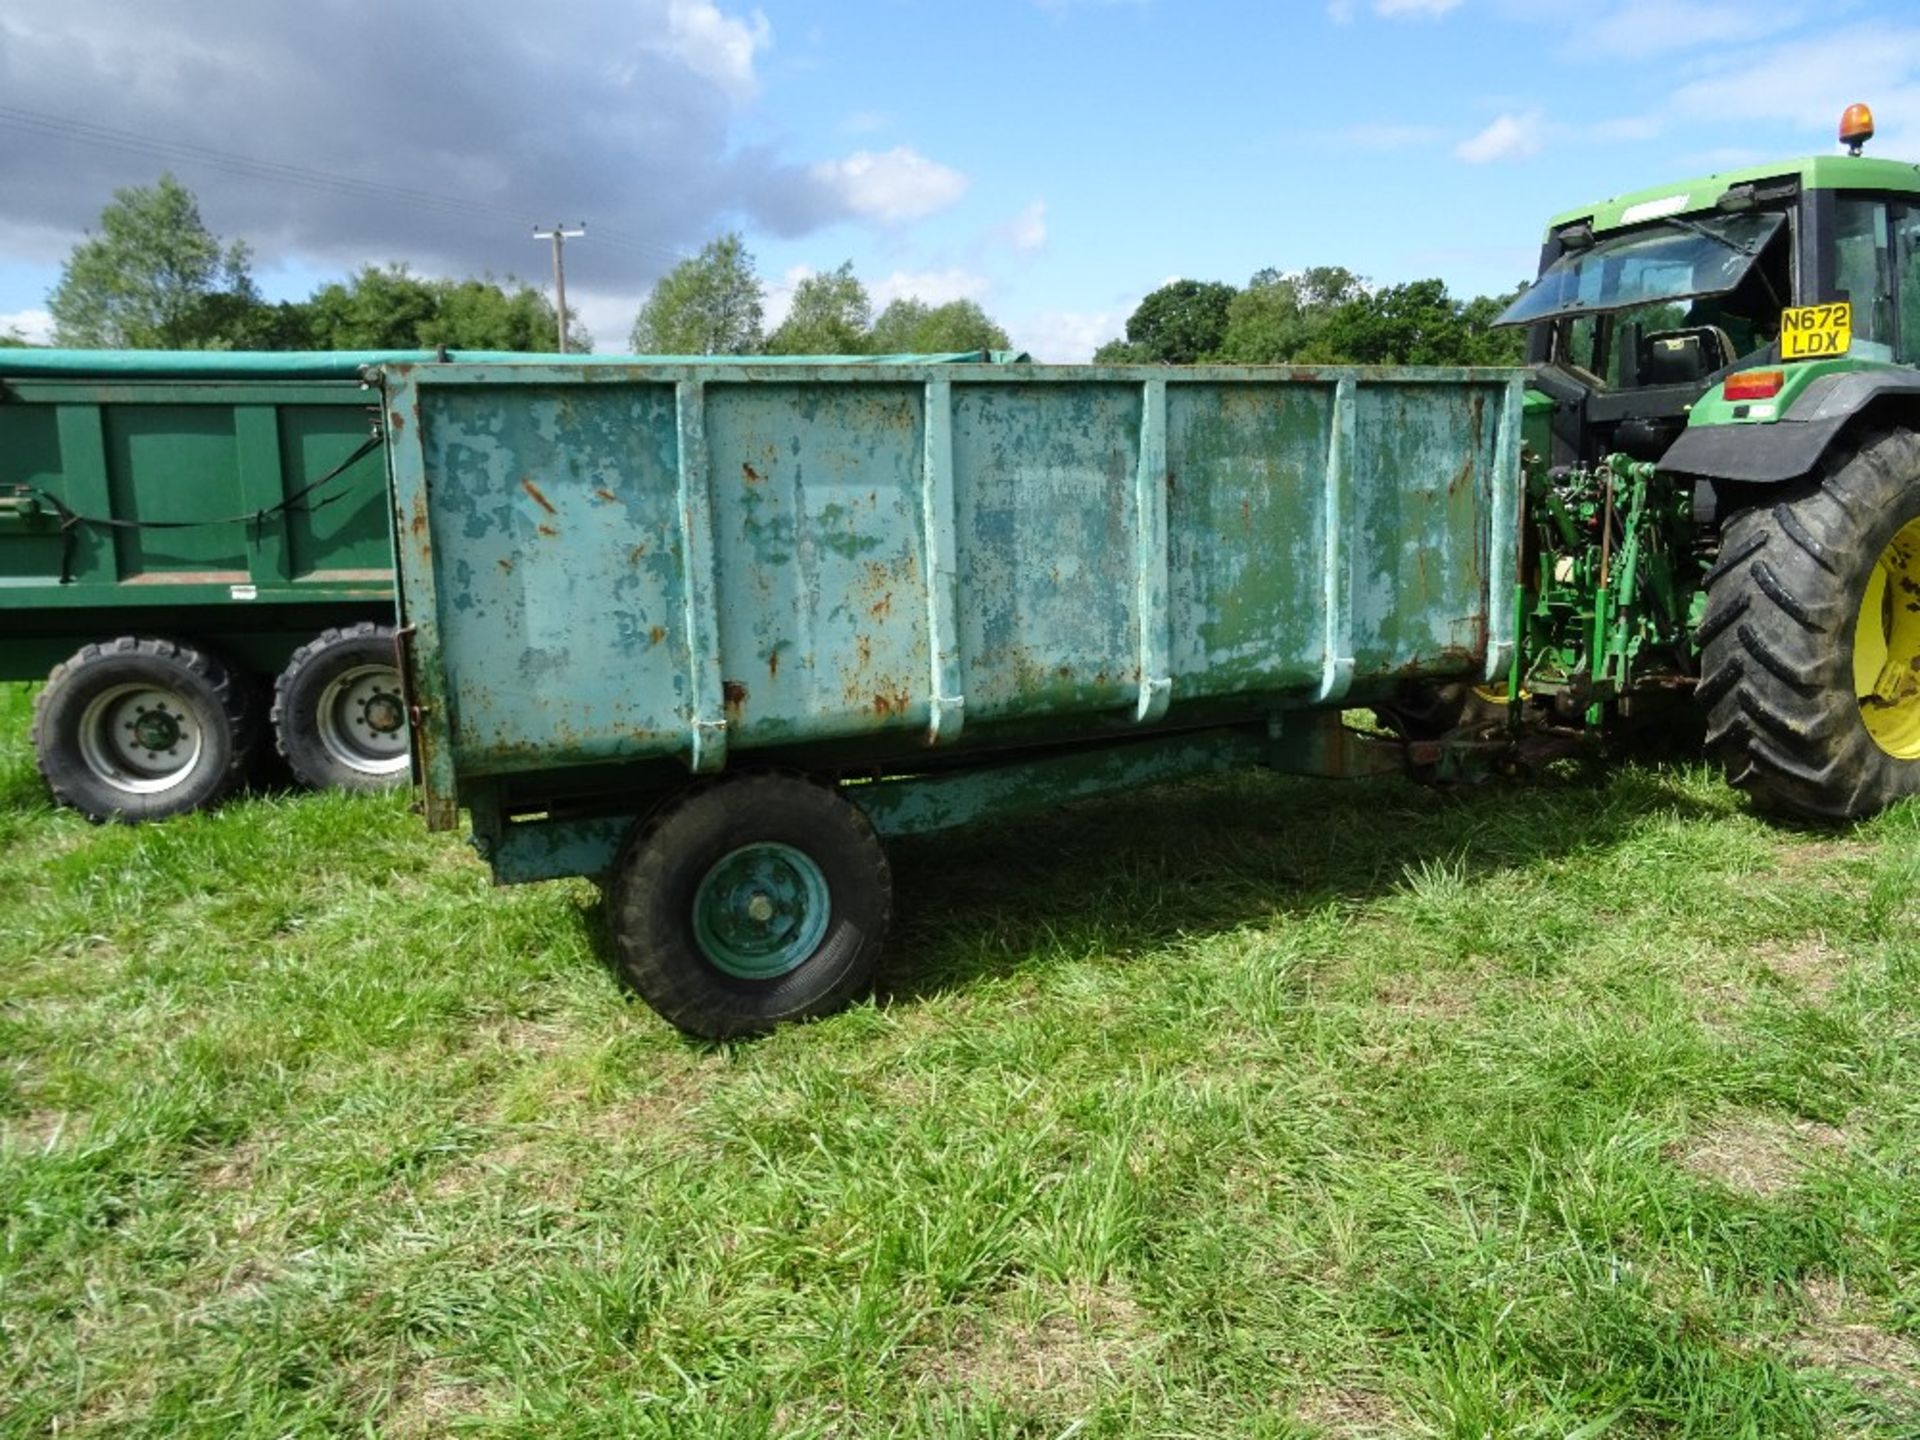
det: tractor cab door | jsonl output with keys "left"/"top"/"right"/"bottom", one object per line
{"left": 1808, "top": 194, "right": 1920, "bottom": 367}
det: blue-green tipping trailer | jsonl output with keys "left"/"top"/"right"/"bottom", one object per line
{"left": 1, "top": 348, "right": 1019, "bottom": 821}
{"left": 379, "top": 358, "right": 1524, "bottom": 1036}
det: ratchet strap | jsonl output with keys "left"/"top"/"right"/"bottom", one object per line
{"left": 31, "top": 431, "right": 384, "bottom": 584}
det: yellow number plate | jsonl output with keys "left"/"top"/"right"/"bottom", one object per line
{"left": 1780, "top": 302, "right": 1851, "bottom": 359}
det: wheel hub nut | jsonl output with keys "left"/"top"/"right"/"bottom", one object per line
{"left": 362, "top": 695, "right": 404, "bottom": 734}
{"left": 131, "top": 709, "right": 179, "bottom": 751}
{"left": 745, "top": 892, "right": 775, "bottom": 923}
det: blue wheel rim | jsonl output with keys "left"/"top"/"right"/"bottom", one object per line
{"left": 691, "top": 842, "right": 832, "bottom": 980}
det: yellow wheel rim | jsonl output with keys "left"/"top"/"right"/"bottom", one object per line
{"left": 1854, "top": 514, "right": 1920, "bottom": 759}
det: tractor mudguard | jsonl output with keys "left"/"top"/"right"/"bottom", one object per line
{"left": 1662, "top": 369, "right": 1920, "bottom": 486}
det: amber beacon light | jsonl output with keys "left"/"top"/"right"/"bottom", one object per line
{"left": 1841, "top": 103, "right": 1875, "bottom": 156}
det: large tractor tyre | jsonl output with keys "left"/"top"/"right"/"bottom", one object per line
{"left": 272, "top": 623, "right": 411, "bottom": 793}
{"left": 32, "top": 636, "right": 259, "bottom": 823}
{"left": 606, "top": 773, "right": 892, "bottom": 1039}
{"left": 1698, "top": 426, "right": 1920, "bottom": 821}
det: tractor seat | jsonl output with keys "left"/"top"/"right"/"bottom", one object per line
{"left": 1639, "top": 326, "right": 1736, "bottom": 387}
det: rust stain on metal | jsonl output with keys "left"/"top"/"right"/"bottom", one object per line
{"left": 869, "top": 593, "right": 891, "bottom": 619}
{"left": 537, "top": 524, "right": 558, "bottom": 538}
{"left": 648, "top": 625, "right": 666, "bottom": 645}
{"left": 497, "top": 558, "right": 513, "bottom": 574}
{"left": 872, "top": 690, "right": 909, "bottom": 717}
{"left": 628, "top": 543, "right": 648, "bottom": 565}
{"left": 768, "top": 650, "right": 781, "bottom": 678}
{"left": 722, "top": 679, "right": 748, "bottom": 718}
{"left": 742, "top": 462, "right": 764, "bottom": 484}
{"left": 594, "top": 487, "right": 618, "bottom": 503}
{"left": 521, "top": 478, "right": 558, "bottom": 515}
{"left": 408, "top": 496, "right": 430, "bottom": 561}
{"left": 388, "top": 410, "right": 406, "bottom": 433}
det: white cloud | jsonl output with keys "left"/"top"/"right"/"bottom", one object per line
{"left": 566, "top": 288, "right": 637, "bottom": 354}
{"left": 1455, "top": 110, "right": 1544, "bottom": 163}
{"left": 870, "top": 268, "right": 991, "bottom": 308}
{"left": 762, "top": 263, "right": 816, "bottom": 329}
{"left": 1001, "top": 199, "right": 1048, "bottom": 253}
{"left": 809, "top": 146, "right": 970, "bottom": 224}
{"left": 839, "top": 110, "right": 891, "bottom": 135}
{"left": 1330, "top": 0, "right": 1455, "bottom": 18}
{"left": 0, "top": 308, "right": 54, "bottom": 344}
{"left": 1572, "top": 1, "right": 1804, "bottom": 61}
{"left": 1015, "top": 307, "right": 1131, "bottom": 363}
{"left": 1668, "top": 23, "right": 1920, "bottom": 148}
{"left": 649, "top": 0, "right": 771, "bottom": 100}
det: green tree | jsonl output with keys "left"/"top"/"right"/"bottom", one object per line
{"left": 1110, "top": 280, "right": 1238, "bottom": 364}
{"left": 48, "top": 173, "right": 266, "bottom": 348}
{"left": 766, "top": 262, "right": 872, "bottom": 355}
{"left": 298, "top": 265, "right": 584, "bottom": 352}
{"left": 302, "top": 265, "right": 442, "bottom": 349}
{"left": 869, "top": 297, "right": 1011, "bottom": 354}
{"left": 429, "top": 277, "right": 587, "bottom": 351}
{"left": 1455, "top": 286, "right": 1529, "bottom": 365}
{"left": 630, "top": 233, "right": 764, "bottom": 355}
{"left": 1317, "top": 278, "right": 1466, "bottom": 365}
{"left": 1219, "top": 265, "right": 1368, "bottom": 363}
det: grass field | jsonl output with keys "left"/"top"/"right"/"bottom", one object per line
{"left": 3, "top": 678, "right": 1919, "bottom": 1438}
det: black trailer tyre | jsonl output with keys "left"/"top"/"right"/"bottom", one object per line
{"left": 606, "top": 773, "right": 892, "bottom": 1038}
{"left": 272, "top": 623, "right": 410, "bottom": 792}
{"left": 32, "top": 636, "right": 258, "bottom": 822}
{"left": 1699, "top": 426, "right": 1920, "bottom": 820}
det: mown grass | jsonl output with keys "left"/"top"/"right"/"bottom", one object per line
{"left": 3, "top": 676, "right": 1919, "bottom": 1438}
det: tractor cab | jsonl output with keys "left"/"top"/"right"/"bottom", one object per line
{"left": 1502, "top": 103, "right": 1920, "bottom": 470}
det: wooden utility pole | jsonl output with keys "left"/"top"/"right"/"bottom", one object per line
{"left": 533, "top": 223, "right": 586, "bottom": 352}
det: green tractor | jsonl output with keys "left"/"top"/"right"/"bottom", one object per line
{"left": 1486, "top": 101, "right": 1920, "bottom": 821}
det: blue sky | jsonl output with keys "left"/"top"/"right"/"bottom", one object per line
{"left": 3, "top": 1, "right": 1918, "bottom": 358}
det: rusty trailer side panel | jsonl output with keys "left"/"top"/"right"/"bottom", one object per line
{"left": 380, "top": 361, "right": 1522, "bottom": 842}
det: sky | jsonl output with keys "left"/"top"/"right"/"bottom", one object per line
{"left": 3, "top": 0, "right": 1920, "bottom": 360}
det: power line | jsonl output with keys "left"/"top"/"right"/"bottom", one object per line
{"left": 0, "top": 104, "right": 691, "bottom": 269}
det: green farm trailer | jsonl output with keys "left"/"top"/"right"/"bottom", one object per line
{"left": 1, "top": 350, "right": 417, "bottom": 819}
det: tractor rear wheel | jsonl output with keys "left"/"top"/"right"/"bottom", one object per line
{"left": 1698, "top": 427, "right": 1920, "bottom": 821}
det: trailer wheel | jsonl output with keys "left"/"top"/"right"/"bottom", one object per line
{"left": 272, "top": 623, "right": 410, "bottom": 792}
{"left": 32, "top": 636, "right": 258, "bottom": 822}
{"left": 1698, "top": 426, "right": 1920, "bottom": 820}
{"left": 606, "top": 774, "right": 892, "bottom": 1038}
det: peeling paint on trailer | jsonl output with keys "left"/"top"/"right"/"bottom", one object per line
{"left": 379, "top": 361, "right": 1524, "bottom": 845}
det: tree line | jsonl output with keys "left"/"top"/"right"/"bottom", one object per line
{"left": 1093, "top": 267, "right": 1527, "bottom": 367}
{"left": 627, "top": 237, "right": 1013, "bottom": 356}
{"left": 37, "top": 175, "right": 589, "bottom": 352}
{"left": 12, "top": 173, "right": 1528, "bottom": 366}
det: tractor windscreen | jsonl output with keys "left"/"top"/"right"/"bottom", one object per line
{"left": 1497, "top": 212, "right": 1786, "bottom": 326}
